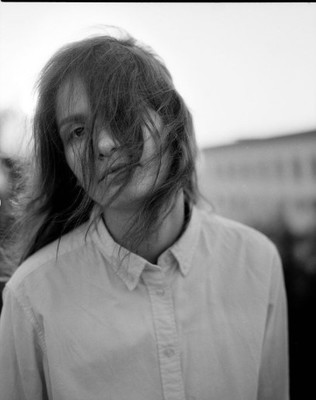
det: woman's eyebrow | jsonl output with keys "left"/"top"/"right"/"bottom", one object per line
{"left": 58, "top": 113, "right": 87, "bottom": 131}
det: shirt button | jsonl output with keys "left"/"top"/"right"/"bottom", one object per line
{"left": 155, "top": 289, "right": 165, "bottom": 296}
{"left": 163, "top": 347, "right": 175, "bottom": 358}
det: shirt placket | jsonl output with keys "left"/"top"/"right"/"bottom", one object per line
{"left": 142, "top": 267, "right": 186, "bottom": 400}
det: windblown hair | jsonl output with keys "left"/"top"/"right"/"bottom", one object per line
{"left": 0, "top": 157, "right": 25, "bottom": 274}
{"left": 11, "top": 29, "right": 199, "bottom": 265}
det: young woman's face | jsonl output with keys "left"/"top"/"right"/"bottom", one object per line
{"left": 56, "top": 79, "right": 170, "bottom": 210}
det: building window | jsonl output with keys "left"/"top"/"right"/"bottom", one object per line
{"left": 293, "top": 158, "right": 302, "bottom": 180}
{"left": 275, "top": 159, "right": 284, "bottom": 180}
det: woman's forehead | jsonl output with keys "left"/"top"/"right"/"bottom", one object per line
{"left": 55, "top": 77, "right": 164, "bottom": 137}
{"left": 56, "top": 79, "right": 90, "bottom": 126}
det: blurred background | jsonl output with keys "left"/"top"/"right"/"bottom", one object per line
{"left": 0, "top": 3, "right": 316, "bottom": 399}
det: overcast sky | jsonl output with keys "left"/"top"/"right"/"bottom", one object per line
{"left": 0, "top": 2, "right": 316, "bottom": 150}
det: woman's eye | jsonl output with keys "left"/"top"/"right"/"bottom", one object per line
{"left": 71, "top": 126, "right": 85, "bottom": 137}
{"left": 67, "top": 126, "right": 86, "bottom": 142}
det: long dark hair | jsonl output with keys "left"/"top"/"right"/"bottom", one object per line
{"left": 11, "top": 29, "right": 199, "bottom": 265}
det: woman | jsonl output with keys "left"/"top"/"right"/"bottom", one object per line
{"left": 0, "top": 30, "right": 289, "bottom": 400}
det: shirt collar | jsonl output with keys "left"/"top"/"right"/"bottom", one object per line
{"left": 89, "top": 214, "right": 147, "bottom": 291}
{"left": 89, "top": 204, "right": 201, "bottom": 291}
{"left": 168, "top": 204, "right": 201, "bottom": 276}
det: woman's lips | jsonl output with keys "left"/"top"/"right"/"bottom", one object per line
{"left": 97, "top": 164, "right": 127, "bottom": 182}
{"left": 97, "top": 162, "right": 142, "bottom": 183}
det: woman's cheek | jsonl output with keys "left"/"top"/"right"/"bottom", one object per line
{"left": 65, "top": 148, "right": 84, "bottom": 185}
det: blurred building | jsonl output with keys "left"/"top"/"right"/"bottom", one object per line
{"left": 199, "top": 130, "right": 316, "bottom": 235}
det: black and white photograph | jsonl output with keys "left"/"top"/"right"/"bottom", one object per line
{"left": 0, "top": 3, "right": 315, "bottom": 400}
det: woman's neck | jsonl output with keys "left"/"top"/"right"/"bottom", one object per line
{"left": 102, "top": 191, "right": 186, "bottom": 264}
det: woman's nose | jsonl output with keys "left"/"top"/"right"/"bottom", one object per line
{"left": 97, "top": 129, "right": 117, "bottom": 159}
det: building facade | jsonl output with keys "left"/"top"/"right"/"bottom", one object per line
{"left": 198, "top": 130, "right": 316, "bottom": 235}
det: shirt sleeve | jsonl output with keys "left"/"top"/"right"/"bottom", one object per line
{"left": 0, "top": 285, "right": 48, "bottom": 400}
{"left": 257, "top": 248, "right": 290, "bottom": 400}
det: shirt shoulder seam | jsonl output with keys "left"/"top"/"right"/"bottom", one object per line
{"left": 9, "top": 232, "right": 95, "bottom": 291}
{"left": 4, "top": 285, "right": 47, "bottom": 355}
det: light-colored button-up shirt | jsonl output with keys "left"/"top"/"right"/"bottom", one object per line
{"left": 0, "top": 206, "right": 289, "bottom": 400}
